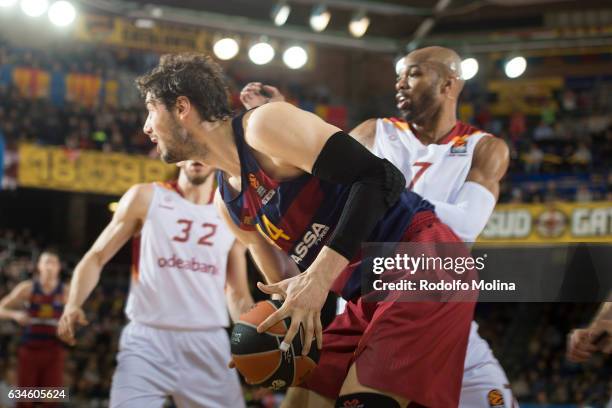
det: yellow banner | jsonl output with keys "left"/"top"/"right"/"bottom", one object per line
{"left": 18, "top": 144, "right": 176, "bottom": 195}
{"left": 487, "top": 77, "right": 563, "bottom": 116}
{"left": 73, "top": 14, "right": 208, "bottom": 53}
{"left": 479, "top": 201, "right": 612, "bottom": 243}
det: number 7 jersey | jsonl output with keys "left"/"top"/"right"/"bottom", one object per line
{"left": 125, "top": 182, "right": 235, "bottom": 330}
{"left": 372, "top": 118, "right": 490, "bottom": 205}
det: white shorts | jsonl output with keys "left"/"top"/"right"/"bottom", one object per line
{"left": 460, "top": 361, "right": 518, "bottom": 408}
{"left": 110, "top": 321, "right": 245, "bottom": 408}
{"left": 460, "top": 323, "right": 518, "bottom": 408}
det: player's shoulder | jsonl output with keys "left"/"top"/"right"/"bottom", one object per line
{"left": 14, "top": 280, "right": 34, "bottom": 297}
{"left": 454, "top": 121, "right": 491, "bottom": 139}
{"left": 151, "top": 181, "right": 178, "bottom": 193}
{"left": 352, "top": 118, "right": 378, "bottom": 134}
{"left": 379, "top": 117, "right": 411, "bottom": 132}
{"left": 125, "top": 182, "right": 155, "bottom": 202}
{"left": 117, "top": 183, "right": 155, "bottom": 217}
{"left": 243, "top": 102, "right": 297, "bottom": 145}
{"left": 474, "top": 135, "right": 509, "bottom": 159}
{"left": 350, "top": 118, "right": 377, "bottom": 148}
{"left": 453, "top": 122, "right": 505, "bottom": 151}
{"left": 247, "top": 101, "right": 297, "bottom": 127}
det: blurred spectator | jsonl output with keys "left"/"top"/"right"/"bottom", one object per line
{"left": 524, "top": 184, "right": 544, "bottom": 203}
{"left": 575, "top": 185, "right": 593, "bottom": 203}
{"left": 510, "top": 187, "right": 524, "bottom": 203}
{"left": 570, "top": 142, "right": 593, "bottom": 172}
{"left": 540, "top": 99, "right": 556, "bottom": 126}
{"left": 509, "top": 110, "right": 527, "bottom": 147}
{"left": 561, "top": 89, "right": 577, "bottom": 113}
{"left": 544, "top": 181, "right": 560, "bottom": 202}
{"left": 524, "top": 143, "right": 544, "bottom": 174}
{"left": 533, "top": 120, "right": 554, "bottom": 141}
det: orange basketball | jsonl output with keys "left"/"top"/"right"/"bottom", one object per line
{"left": 230, "top": 300, "right": 319, "bottom": 391}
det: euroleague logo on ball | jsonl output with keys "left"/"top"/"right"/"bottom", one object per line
{"left": 269, "top": 379, "right": 286, "bottom": 391}
{"left": 342, "top": 399, "right": 365, "bottom": 408}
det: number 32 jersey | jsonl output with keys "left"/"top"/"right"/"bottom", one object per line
{"left": 372, "top": 118, "right": 490, "bottom": 206}
{"left": 125, "top": 182, "right": 235, "bottom": 330}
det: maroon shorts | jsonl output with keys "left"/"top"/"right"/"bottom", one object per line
{"left": 17, "top": 342, "right": 65, "bottom": 408}
{"left": 302, "top": 211, "right": 475, "bottom": 407}
{"left": 18, "top": 341, "right": 65, "bottom": 386}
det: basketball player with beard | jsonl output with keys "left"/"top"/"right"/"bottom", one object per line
{"left": 241, "top": 47, "right": 514, "bottom": 408}
{"left": 58, "top": 161, "right": 252, "bottom": 408}
{"left": 136, "top": 53, "right": 477, "bottom": 407}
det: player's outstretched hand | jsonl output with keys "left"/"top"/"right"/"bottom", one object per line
{"left": 566, "top": 327, "right": 599, "bottom": 362}
{"left": 240, "top": 82, "right": 285, "bottom": 110}
{"left": 256, "top": 273, "right": 327, "bottom": 356}
{"left": 57, "top": 305, "right": 89, "bottom": 346}
{"left": 590, "top": 319, "right": 612, "bottom": 354}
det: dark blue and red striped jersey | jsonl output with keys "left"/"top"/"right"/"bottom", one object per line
{"left": 218, "top": 112, "right": 433, "bottom": 299}
{"left": 21, "top": 280, "right": 64, "bottom": 346}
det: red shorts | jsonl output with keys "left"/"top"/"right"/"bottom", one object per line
{"left": 302, "top": 211, "right": 475, "bottom": 407}
{"left": 18, "top": 342, "right": 65, "bottom": 387}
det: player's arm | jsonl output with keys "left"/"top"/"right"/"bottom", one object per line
{"left": 0, "top": 281, "right": 32, "bottom": 326}
{"left": 425, "top": 136, "right": 510, "bottom": 242}
{"left": 58, "top": 183, "right": 152, "bottom": 345}
{"left": 240, "top": 82, "right": 378, "bottom": 149}
{"left": 591, "top": 301, "right": 612, "bottom": 354}
{"left": 592, "top": 301, "right": 612, "bottom": 321}
{"left": 225, "top": 240, "right": 254, "bottom": 322}
{"left": 246, "top": 102, "right": 405, "bottom": 352}
{"left": 568, "top": 301, "right": 612, "bottom": 361}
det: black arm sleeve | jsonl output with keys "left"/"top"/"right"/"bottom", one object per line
{"left": 311, "top": 131, "right": 405, "bottom": 260}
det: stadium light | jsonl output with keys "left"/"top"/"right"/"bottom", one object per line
{"left": 283, "top": 46, "right": 308, "bottom": 69}
{"left": 460, "top": 57, "right": 479, "bottom": 80}
{"left": 309, "top": 5, "right": 330, "bottom": 32}
{"left": 348, "top": 10, "right": 369, "bottom": 38}
{"left": 48, "top": 0, "right": 76, "bottom": 27}
{"left": 248, "top": 41, "right": 275, "bottom": 65}
{"left": 0, "top": 0, "right": 17, "bottom": 8}
{"left": 213, "top": 37, "right": 239, "bottom": 61}
{"left": 271, "top": 1, "right": 290, "bottom": 27}
{"left": 20, "top": 0, "right": 48, "bottom": 17}
{"left": 504, "top": 56, "right": 526, "bottom": 79}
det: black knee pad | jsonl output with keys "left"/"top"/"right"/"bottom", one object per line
{"left": 335, "top": 392, "right": 400, "bottom": 408}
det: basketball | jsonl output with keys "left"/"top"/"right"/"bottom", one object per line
{"left": 230, "top": 300, "right": 319, "bottom": 391}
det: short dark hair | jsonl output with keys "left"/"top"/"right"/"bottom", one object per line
{"left": 136, "top": 53, "right": 232, "bottom": 122}
{"left": 39, "top": 248, "right": 60, "bottom": 259}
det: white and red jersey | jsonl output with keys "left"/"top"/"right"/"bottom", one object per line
{"left": 373, "top": 118, "right": 490, "bottom": 205}
{"left": 125, "top": 182, "right": 235, "bottom": 330}
{"left": 373, "top": 118, "right": 513, "bottom": 402}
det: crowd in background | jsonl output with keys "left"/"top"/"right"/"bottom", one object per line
{"left": 0, "top": 229, "right": 610, "bottom": 407}
{"left": 1, "top": 41, "right": 611, "bottom": 204}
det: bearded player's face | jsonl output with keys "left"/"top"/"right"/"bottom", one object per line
{"left": 178, "top": 161, "right": 214, "bottom": 186}
{"left": 142, "top": 94, "right": 196, "bottom": 164}
{"left": 395, "top": 58, "right": 444, "bottom": 125}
